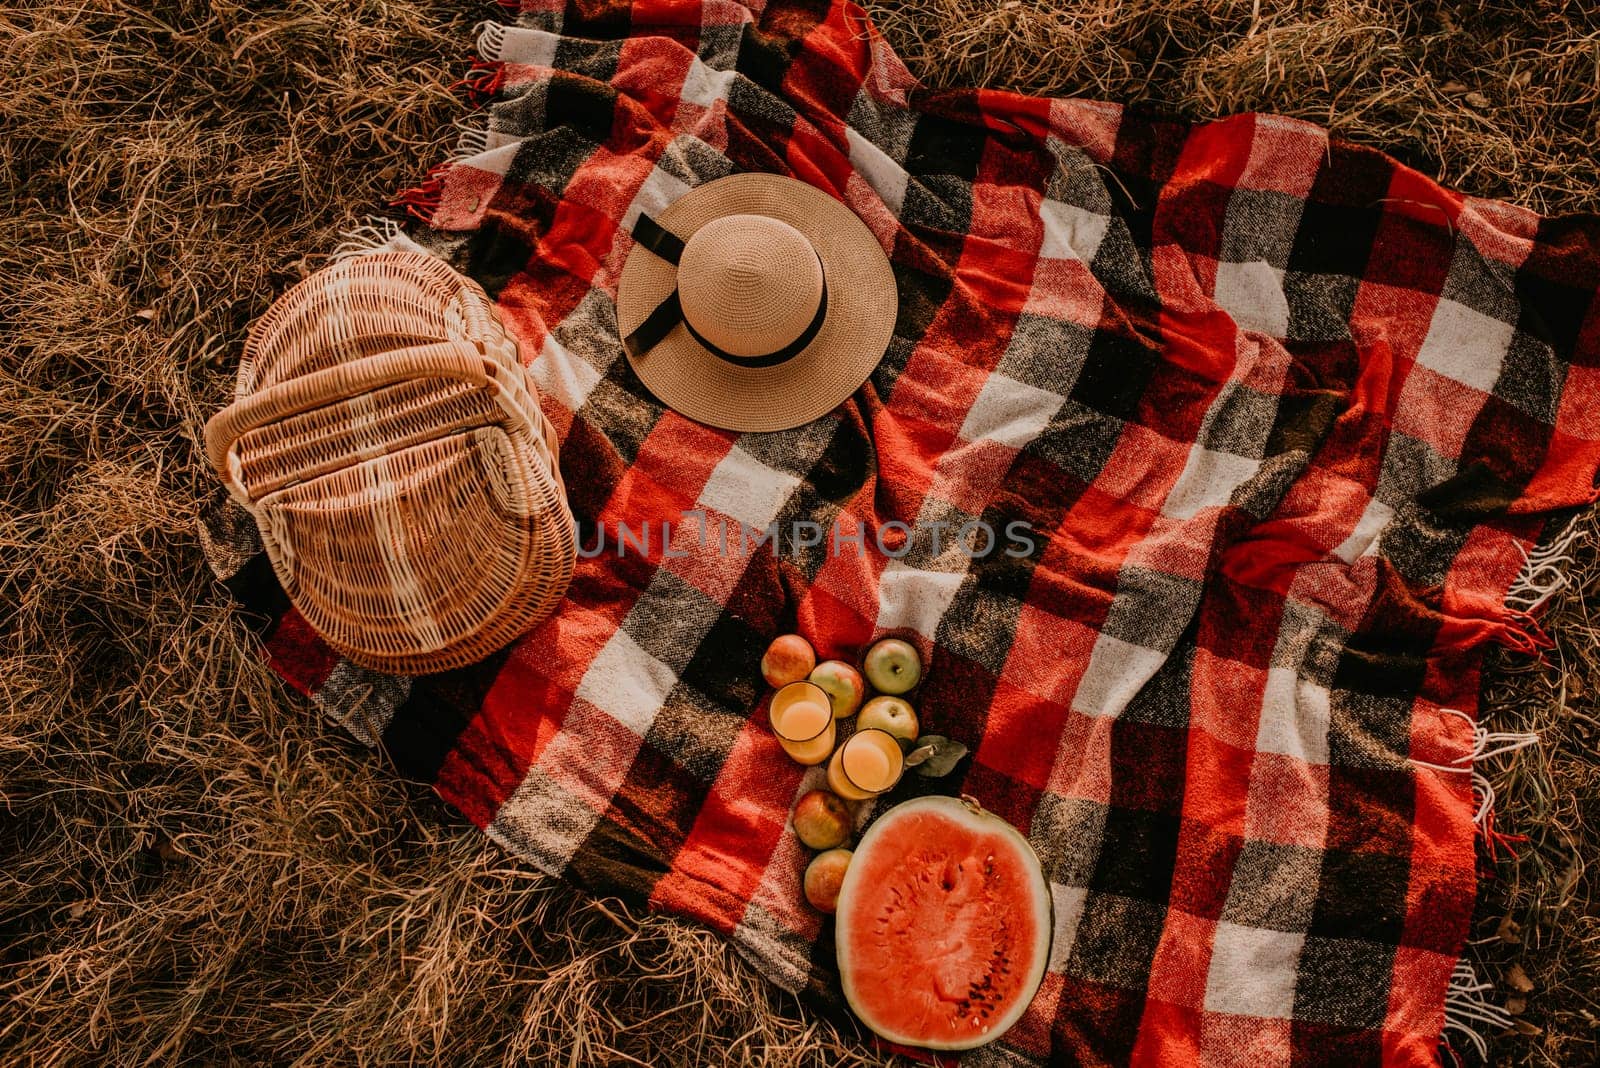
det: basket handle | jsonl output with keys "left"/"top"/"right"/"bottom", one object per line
{"left": 204, "top": 341, "right": 539, "bottom": 504}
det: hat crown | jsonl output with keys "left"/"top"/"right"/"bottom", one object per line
{"left": 677, "top": 215, "right": 824, "bottom": 359}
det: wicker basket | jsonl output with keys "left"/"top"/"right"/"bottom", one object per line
{"left": 205, "top": 251, "right": 575, "bottom": 674}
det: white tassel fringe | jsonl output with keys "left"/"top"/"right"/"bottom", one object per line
{"left": 329, "top": 216, "right": 432, "bottom": 264}
{"left": 1505, "top": 516, "right": 1582, "bottom": 613}
{"left": 475, "top": 20, "right": 508, "bottom": 61}
{"left": 1415, "top": 709, "right": 1539, "bottom": 1060}
{"left": 1443, "top": 959, "right": 1514, "bottom": 1063}
{"left": 453, "top": 123, "right": 492, "bottom": 162}
{"left": 1412, "top": 707, "right": 1540, "bottom": 833}
{"left": 330, "top": 218, "right": 407, "bottom": 263}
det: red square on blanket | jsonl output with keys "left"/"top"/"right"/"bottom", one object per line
{"left": 1244, "top": 754, "right": 1331, "bottom": 849}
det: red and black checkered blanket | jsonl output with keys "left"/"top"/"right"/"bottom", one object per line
{"left": 204, "top": 0, "right": 1600, "bottom": 1063}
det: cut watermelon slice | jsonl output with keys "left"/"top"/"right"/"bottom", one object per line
{"left": 835, "top": 795, "right": 1052, "bottom": 1051}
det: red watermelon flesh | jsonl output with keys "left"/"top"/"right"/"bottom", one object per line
{"left": 835, "top": 796, "right": 1052, "bottom": 1051}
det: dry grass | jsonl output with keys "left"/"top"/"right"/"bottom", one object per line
{"left": 1, "top": 0, "right": 1595, "bottom": 1064}
{"left": 875, "top": 0, "right": 1600, "bottom": 215}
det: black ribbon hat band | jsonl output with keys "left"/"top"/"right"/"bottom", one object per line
{"left": 621, "top": 213, "right": 828, "bottom": 369}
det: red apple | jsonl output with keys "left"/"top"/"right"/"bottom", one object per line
{"left": 808, "top": 659, "right": 866, "bottom": 719}
{"left": 863, "top": 637, "right": 922, "bottom": 695}
{"left": 761, "top": 633, "right": 816, "bottom": 688}
{"left": 792, "top": 789, "right": 852, "bottom": 850}
{"left": 804, "top": 848, "right": 853, "bottom": 913}
{"left": 857, "top": 695, "right": 918, "bottom": 742}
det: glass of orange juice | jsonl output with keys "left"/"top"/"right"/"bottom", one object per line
{"left": 827, "top": 727, "right": 905, "bottom": 801}
{"left": 770, "top": 681, "right": 837, "bottom": 765}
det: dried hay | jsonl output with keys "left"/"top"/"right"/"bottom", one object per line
{"left": 2, "top": 0, "right": 1596, "bottom": 1063}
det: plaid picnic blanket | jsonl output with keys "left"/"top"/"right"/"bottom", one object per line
{"left": 203, "top": 0, "right": 1600, "bottom": 1063}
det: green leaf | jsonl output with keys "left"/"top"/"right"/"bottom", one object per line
{"left": 904, "top": 735, "right": 968, "bottom": 778}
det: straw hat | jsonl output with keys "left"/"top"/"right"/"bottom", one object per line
{"left": 615, "top": 173, "right": 897, "bottom": 433}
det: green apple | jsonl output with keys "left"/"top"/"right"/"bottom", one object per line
{"left": 862, "top": 637, "right": 922, "bottom": 695}
{"left": 857, "top": 695, "right": 919, "bottom": 742}
{"left": 809, "top": 659, "right": 866, "bottom": 719}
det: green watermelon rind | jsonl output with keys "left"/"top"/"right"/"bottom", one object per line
{"left": 834, "top": 795, "right": 1054, "bottom": 1052}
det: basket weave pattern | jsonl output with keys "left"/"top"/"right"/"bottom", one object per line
{"left": 205, "top": 252, "right": 575, "bottom": 674}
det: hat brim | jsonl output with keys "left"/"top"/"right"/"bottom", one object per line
{"left": 615, "top": 173, "right": 897, "bottom": 433}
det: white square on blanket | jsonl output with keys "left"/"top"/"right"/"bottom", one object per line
{"left": 1162, "top": 447, "right": 1260, "bottom": 520}
{"left": 697, "top": 446, "right": 802, "bottom": 531}
{"left": 1416, "top": 298, "right": 1515, "bottom": 395}
{"left": 574, "top": 629, "right": 678, "bottom": 736}
{"left": 1256, "top": 668, "right": 1332, "bottom": 766}
{"left": 1072, "top": 633, "right": 1167, "bottom": 717}
{"left": 877, "top": 562, "right": 966, "bottom": 642}
{"left": 847, "top": 126, "right": 909, "bottom": 217}
{"left": 528, "top": 332, "right": 605, "bottom": 412}
{"left": 1331, "top": 496, "right": 1395, "bottom": 564}
{"left": 1038, "top": 198, "right": 1112, "bottom": 263}
{"left": 622, "top": 165, "right": 693, "bottom": 232}
{"left": 1204, "top": 921, "right": 1306, "bottom": 1020}
{"left": 960, "top": 372, "right": 1064, "bottom": 450}
{"left": 1049, "top": 883, "right": 1090, "bottom": 971}
{"left": 1214, "top": 260, "right": 1291, "bottom": 339}
{"left": 680, "top": 56, "right": 736, "bottom": 110}
{"left": 485, "top": 26, "right": 559, "bottom": 67}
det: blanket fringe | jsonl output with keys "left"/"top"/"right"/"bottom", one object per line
{"left": 1413, "top": 707, "right": 1539, "bottom": 858}
{"left": 390, "top": 160, "right": 453, "bottom": 223}
{"left": 390, "top": 27, "right": 513, "bottom": 225}
{"left": 1443, "top": 959, "right": 1513, "bottom": 1063}
{"left": 453, "top": 121, "right": 491, "bottom": 162}
{"left": 1506, "top": 516, "right": 1582, "bottom": 613}
{"left": 476, "top": 19, "right": 508, "bottom": 61}
{"left": 1486, "top": 514, "right": 1587, "bottom": 656}
{"left": 452, "top": 58, "right": 507, "bottom": 107}
{"left": 329, "top": 217, "right": 408, "bottom": 263}
{"left": 1436, "top": 516, "right": 1582, "bottom": 1062}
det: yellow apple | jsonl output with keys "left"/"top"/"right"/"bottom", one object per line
{"left": 804, "top": 848, "right": 853, "bottom": 913}
{"left": 809, "top": 659, "right": 866, "bottom": 718}
{"left": 857, "top": 695, "right": 918, "bottom": 742}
